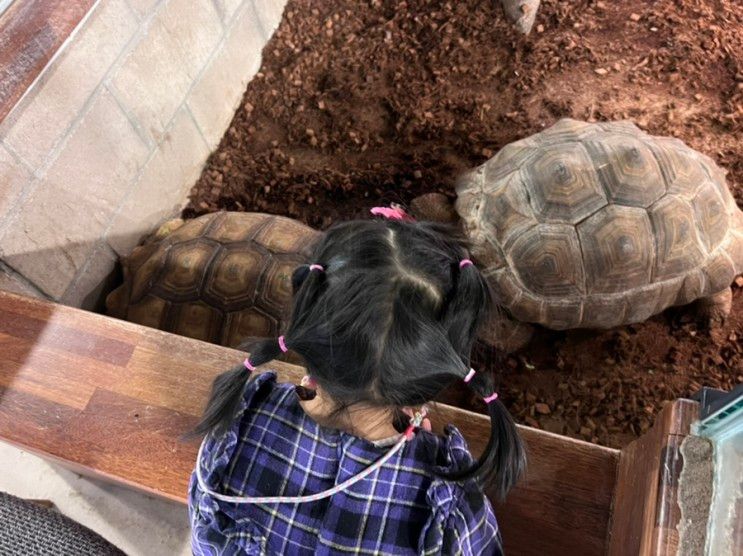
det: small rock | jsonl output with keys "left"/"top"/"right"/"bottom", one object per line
{"left": 629, "top": 13, "right": 641, "bottom": 21}
{"left": 524, "top": 416, "right": 539, "bottom": 428}
{"left": 535, "top": 403, "right": 551, "bottom": 415}
{"left": 594, "top": 68, "right": 608, "bottom": 76}
{"left": 536, "top": 24, "right": 544, "bottom": 33}
{"left": 734, "top": 276, "right": 743, "bottom": 287}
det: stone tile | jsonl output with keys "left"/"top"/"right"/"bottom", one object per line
{"left": 126, "top": 0, "right": 162, "bottom": 20}
{"left": 44, "top": 90, "right": 150, "bottom": 216}
{"left": 0, "top": 0, "right": 138, "bottom": 171}
{"left": 158, "top": 0, "right": 223, "bottom": 80}
{"left": 212, "top": 0, "right": 243, "bottom": 23}
{"left": 187, "top": 2, "right": 264, "bottom": 149}
{"left": 109, "top": 0, "right": 222, "bottom": 144}
{"left": 0, "top": 265, "right": 45, "bottom": 299}
{"left": 252, "top": 0, "right": 287, "bottom": 39}
{"left": 0, "top": 144, "right": 32, "bottom": 222}
{"left": 60, "top": 242, "right": 120, "bottom": 310}
{"left": 107, "top": 107, "right": 209, "bottom": 256}
{"left": 0, "top": 90, "right": 149, "bottom": 299}
{"left": 0, "top": 185, "right": 102, "bottom": 299}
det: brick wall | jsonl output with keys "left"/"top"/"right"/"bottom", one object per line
{"left": 0, "top": 0, "right": 285, "bottom": 309}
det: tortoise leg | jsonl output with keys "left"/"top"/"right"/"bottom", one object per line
{"left": 480, "top": 312, "right": 534, "bottom": 352}
{"left": 695, "top": 288, "right": 733, "bottom": 327}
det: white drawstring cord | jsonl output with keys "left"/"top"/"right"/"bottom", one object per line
{"left": 196, "top": 408, "right": 427, "bottom": 505}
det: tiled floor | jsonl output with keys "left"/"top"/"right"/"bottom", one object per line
{"left": 0, "top": 442, "right": 191, "bottom": 556}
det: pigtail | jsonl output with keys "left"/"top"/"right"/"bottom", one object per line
{"left": 439, "top": 259, "right": 526, "bottom": 498}
{"left": 440, "top": 370, "right": 525, "bottom": 500}
{"left": 191, "top": 338, "right": 284, "bottom": 436}
{"left": 191, "top": 263, "right": 327, "bottom": 437}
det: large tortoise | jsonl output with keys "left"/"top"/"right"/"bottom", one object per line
{"left": 106, "top": 212, "right": 321, "bottom": 347}
{"left": 416, "top": 119, "right": 743, "bottom": 350}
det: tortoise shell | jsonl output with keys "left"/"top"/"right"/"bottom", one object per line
{"left": 106, "top": 212, "right": 321, "bottom": 346}
{"left": 456, "top": 119, "right": 743, "bottom": 330}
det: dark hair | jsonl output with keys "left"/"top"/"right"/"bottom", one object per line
{"left": 193, "top": 219, "right": 525, "bottom": 498}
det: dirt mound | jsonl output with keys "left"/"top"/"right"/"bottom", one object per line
{"left": 185, "top": 0, "right": 743, "bottom": 447}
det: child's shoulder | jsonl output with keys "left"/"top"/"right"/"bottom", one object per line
{"left": 238, "top": 370, "right": 300, "bottom": 415}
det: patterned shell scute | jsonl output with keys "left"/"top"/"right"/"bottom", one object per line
{"left": 107, "top": 212, "right": 321, "bottom": 347}
{"left": 507, "top": 224, "right": 585, "bottom": 297}
{"left": 648, "top": 138, "right": 707, "bottom": 200}
{"left": 691, "top": 182, "right": 729, "bottom": 252}
{"left": 456, "top": 118, "right": 743, "bottom": 330}
{"left": 536, "top": 118, "right": 601, "bottom": 144}
{"left": 522, "top": 142, "right": 607, "bottom": 224}
{"left": 649, "top": 196, "right": 707, "bottom": 281}
{"left": 577, "top": 205, "right": 654, "bottom": 294}
{"left": 152, "top": 239, "right": 218, "bottom": 302}
{"left": 202, "top": 245, "right": 266, "bottom": 310}
{"left": 584, "top": 134, "right": 666, "bottom": 207}
{"left": 481, "top": 172, "right": 537, "bottom": 249}
{"left": 482, "top": 137, "right": 540, "bottom": 184}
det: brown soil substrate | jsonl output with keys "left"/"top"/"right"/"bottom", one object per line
{"left": 185, "top": 0, "right": 743, "bottom": 447}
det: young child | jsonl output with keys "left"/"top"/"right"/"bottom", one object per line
{"left": 189, "top": 214, "right": 526, "bottom": 555}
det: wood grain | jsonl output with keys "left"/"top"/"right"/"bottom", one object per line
{"left": 0, "top": 291, "right": 619, "bottom": 555}
{"left": 0, "top": 0, "right": 96, "bottom": 123}
{"left": 608, "top": 399, "right": 698, "bottom": 555}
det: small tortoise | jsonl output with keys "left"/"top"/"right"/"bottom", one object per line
{"left": 416, "top": 119, "right": 743, "bottom": 350}
{"left": 106, "top": 212, "right": 321, "bottom": 347}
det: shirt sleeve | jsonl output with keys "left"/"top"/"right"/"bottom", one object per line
{"left": 188, "top": 372, "right": 278, "bottom": 555}
{"left": 419, "top": 480, "right": 503, "bottom": 556}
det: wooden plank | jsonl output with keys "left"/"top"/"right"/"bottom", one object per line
{"left": 0, "top": 291, "right": 619, "bottom": 555}
{"left": 0, "top": 0, "right": 96, "bottom": 123}
{"left": 608, "top": 399, "right": 698, "bottom": 555}
{"left": 433, "top": 405, "right": 619, "bottom": 556}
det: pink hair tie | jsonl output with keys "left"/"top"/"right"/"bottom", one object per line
{"left": 464, "top": 368, "right": 476, "bottom": 383}
{"left": 483, "top": 392, "right": 499, "bottom": 404}
{"left": 244, "top": 358, "right": 256, "bottom": 372}
{"left": 278, "top": 335, "right": 288, "bottom": 353}
{"left": 309, "top": 264, "right": 324, "bottom": 272}
{"left": 460, "top": 259, "right": 474, "bottom": 269}
{"left": 370, "top": 206, "right": 415, "bottom": 222}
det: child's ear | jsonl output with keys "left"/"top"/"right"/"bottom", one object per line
{"left": 292, "top": 265, "right": 310, "bottom": 293}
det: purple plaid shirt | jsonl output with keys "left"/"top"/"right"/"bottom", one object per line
{"left": 189, "top": 372, "right": 502, "bottom": 555}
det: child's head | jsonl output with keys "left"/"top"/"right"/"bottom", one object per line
{"left": 195, "top": 218, "right": 525, "bottom": 498}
